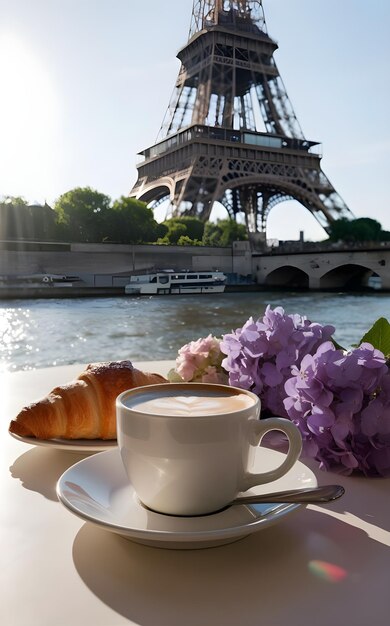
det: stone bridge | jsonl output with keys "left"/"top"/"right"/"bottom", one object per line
{"left": 253, "top": 247, "right": 390, "bottom": 290}
{"left": 1, "top": 240, "right": 389, "bottom": 292}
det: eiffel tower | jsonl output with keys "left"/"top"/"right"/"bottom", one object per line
{"left": 130, "top": 0, "right": 354, "bottom": 246}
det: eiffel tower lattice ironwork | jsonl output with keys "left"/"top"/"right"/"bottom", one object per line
{"left": 130, "top": 0, "right": 354, "bottom": 242}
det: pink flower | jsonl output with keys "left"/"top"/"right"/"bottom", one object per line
{"left": 169, "top": 335, "right": 228, "bottom": 384}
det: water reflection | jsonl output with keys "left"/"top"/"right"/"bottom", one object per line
{"left": 0, "top": 292, "right": 389, "bottom": 372}
{"left": 0, "top": 306, "right": 34, "bottom": 372}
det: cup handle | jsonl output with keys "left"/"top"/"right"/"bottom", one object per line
{"left": 241, "top": 418, "right": 302, "bottom": 491}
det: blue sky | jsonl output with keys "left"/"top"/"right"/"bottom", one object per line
{"left": 0, "top": 0, "right": 389, "bottom": 241}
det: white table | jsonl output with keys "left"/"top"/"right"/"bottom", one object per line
{"left": 1, "top": 362, "right": 390, "bottom": 626}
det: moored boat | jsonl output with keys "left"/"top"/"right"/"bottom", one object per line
{"left": 124, "top": 270, "right": 227, "bottom": 295}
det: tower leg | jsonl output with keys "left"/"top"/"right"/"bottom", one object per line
{"left": 130, "top": 1, "right": 354, "bottom": 238}
{"left": 240, "top": 187, "right": 270, "bottom": 233}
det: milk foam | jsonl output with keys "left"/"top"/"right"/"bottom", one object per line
{"left": 125, "top": 390, "right": 254, "bottom": 416}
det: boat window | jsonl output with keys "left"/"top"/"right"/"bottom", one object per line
{"left": 188, "top": 274, "right": 198, "bottom": 279}
{"left": 159, "top": 276, "right": 169, "bottom": 284}
{"left": 172, "top": 274, "right": 185, "bottom": 280}
{"left": 199, "top": 274, "right": 212, "bottom": 279}
{"left": 150, "top": 277, "right": 157, "bottom": 283}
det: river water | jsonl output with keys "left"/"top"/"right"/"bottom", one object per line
{"left": 1, "top": 291, "right": 389, "bottom": 373}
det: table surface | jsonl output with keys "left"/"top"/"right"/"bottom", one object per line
{"left": 1, "top": 362, "right": 390, "bottom": 626}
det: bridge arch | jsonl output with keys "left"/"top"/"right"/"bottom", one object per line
{"left": 265, "top": 265, "right": 309, "bottom": 289}
{"left": 319, "top": 263, "right": 379, "bottom": 290}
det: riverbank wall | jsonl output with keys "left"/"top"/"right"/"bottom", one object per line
{"left": 0, "top": 240, "right": 254, "bottom": 299}
{"left": 2, "top": 239, "right": 388, "bottom": 298}
{"left": 0, "top": 240, "right": 252, "bottom": 276}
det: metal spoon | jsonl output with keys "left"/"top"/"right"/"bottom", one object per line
{"left": 232, "top": 484, "right": 345, "bottom": 506}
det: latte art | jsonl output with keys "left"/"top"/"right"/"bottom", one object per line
{"left": 125, "top": 389, "right": 254, "bottom": 416}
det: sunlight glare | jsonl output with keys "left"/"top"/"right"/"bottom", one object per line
{"left": 0, "top": 33, "right": 60, "bottom": 199}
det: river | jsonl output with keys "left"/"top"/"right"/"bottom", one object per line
{"left": 1, "top": 291, "right": 389, "bottom": 372}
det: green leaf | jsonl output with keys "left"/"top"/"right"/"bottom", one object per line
{"left": 359, "top": 317, "right": 390, "bottom": 357}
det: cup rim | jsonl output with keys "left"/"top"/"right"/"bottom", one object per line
{"left": 116, "top": 382, "right": 260, "bottom": 419}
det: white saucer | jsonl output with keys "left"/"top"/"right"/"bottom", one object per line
{"left": 10, "top": 432, "right": 117, "bottom": 453}
{"left": 57, "top": 448, "right": 317, "bottom": 549}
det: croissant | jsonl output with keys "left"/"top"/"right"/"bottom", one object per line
{"left": 8, "top": 360, "right": 167, "bottom": 440}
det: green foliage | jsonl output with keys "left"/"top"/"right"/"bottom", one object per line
{"left": 0, "top": 197, "right": 57, "bottom": 240}
{"left": 203, "top": 219, "right": 248, "bottom": 246}
{"left": 328, "top": 217, "right": 384, "bottom": 243}
{"left": 0, "top": 189, "right": 252, "bottom": 247}
{"left": 1, "top": 195, "right": 28, "bottom": 207}
{"left": 174, "top": 217, "right": 205, "bottom": 241}
{"left": 359, "top": 318, "right": 390, "bottom": 359}
{"left": 160, "top": 217, "right": 205, "bottom": 245}
{"left": 159, "top": 222, "right": 187, "bottom": 245}
{"left": 156, "top": 222, "right": 169, "bottom": 239}
{"left": 335, "top": 317, "right": 390, "bottom": 358}
{"left": 0, "top": 189, "right": 167, "bottom": 244}
{"left": 109, "top": 196, "right": 163, "bottom": 244}
{"left": 176, "top": 235, "right": 203, "bottom": 246}
{"left": 54, "top": 187, "right": 112, "bottom": 242}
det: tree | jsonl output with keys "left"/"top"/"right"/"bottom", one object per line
{"left": 54, "top": 187, "right": 112, "bottom": 242}
{"left": 203, "top": 219, "right": 248, "bottom": 246}
{"left": 158, "top": 221, "right": 187, "bottom": 245}
{"left": 0, "top": 196, "right": 27, "bottom": 239}
{"left": 177, "top": 235, "right": 203, "bottom": 246}
{"left": 28, "top": 203, "right": 58, "bottom": 240}
{"left": 1, "top": 195, "right": 28, "bottom": 207}
{"left": 159, "top": 216, "right": 205, "bottom": 245}
{"left": 0, "top": 196, "right": 57, "bottom": 240}
{"left": 351, "top": 218, "right": 382, "bottom": 241}
{"left": 109, "top": 197, "right": 165, "bottom": 243}
{"left": 328, "top": 217, "right": 384, "bottom": 243}
{"left": 163, "top": 217, "right": 205, "bottom": 240}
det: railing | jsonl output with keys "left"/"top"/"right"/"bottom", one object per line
{"left": 139, "top": 124, "right": 321, "bottom": 161}
{"left": 264, "top": 240, "right": 390, "bottom": 256}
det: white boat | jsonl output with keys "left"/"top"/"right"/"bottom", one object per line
{"left": 125, "top": 270, "right": 227, "bottom": 295}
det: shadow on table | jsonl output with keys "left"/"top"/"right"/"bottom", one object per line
{"left": 9, "top": 447, "right": 89, "bottom": 500}
{"left": 72, "top": 507, "right": 390, "bottom": 626}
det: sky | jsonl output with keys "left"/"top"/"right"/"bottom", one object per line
{"left": 0, "top": 0, "right": 389, "bottom": 242}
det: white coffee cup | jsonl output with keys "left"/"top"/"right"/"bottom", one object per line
{"left": 116, "top": 382, "right": 302, "bottom": 516}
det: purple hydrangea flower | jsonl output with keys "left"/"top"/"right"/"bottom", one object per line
{"left": 171, "top": 305, "right": 390, "bottom": 477}
{"left": 220, "top": 305, "right": 335, "bottom": 418}
{"left": 283, "top": 341, "right": 390, "bottom": 477}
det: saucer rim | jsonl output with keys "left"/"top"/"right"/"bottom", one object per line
{"left": 57, "top": 485, "right": 301, "bottom": 542}
{"left": 57, "top": 448, "right": 317, "bottom": 544}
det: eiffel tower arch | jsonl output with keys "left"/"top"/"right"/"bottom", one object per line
{"left": 130, "top": 1, "right": 354, "bottom": 245}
